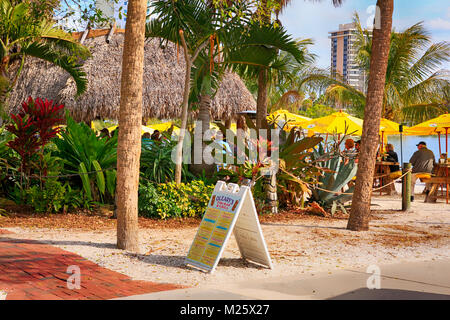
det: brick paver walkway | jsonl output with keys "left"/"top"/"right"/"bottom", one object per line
{"left": 0, "top": 229, "right": 185, "bottom": 300}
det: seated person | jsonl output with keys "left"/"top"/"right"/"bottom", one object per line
{"left": 409, "top": 141, "right": 436, "bottom": 201}
{"left": 141, "top": 132, "right": 152, "bottom": 147}
{"left": 99, "top": 128, "right": 110, "bottom": 139}
{"left": 384, "top": 143, "right": 399, "bottom": 172}
{"left": 343, "top": 138, "right": 357, "bottom": 163}
{"left": 343, "top": 138, "right": 355, "bottom": 152}
{"left": 151, "top": 130, "right": 161, "bottom": 141}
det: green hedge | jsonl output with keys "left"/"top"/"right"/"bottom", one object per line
{"left": 138, "top": 180, "right": 214, "bottom": 219}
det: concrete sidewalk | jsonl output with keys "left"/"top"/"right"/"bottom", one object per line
{"left": 118, "top": 259, "right": 450, "bottom": 300}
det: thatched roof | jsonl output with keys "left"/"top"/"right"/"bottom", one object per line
{"left": 9, "top": 32, "right": 256, "bottom": 122}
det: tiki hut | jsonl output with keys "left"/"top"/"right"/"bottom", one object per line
{"left": 9, "top": 30, "right": 256, "bottom": 122}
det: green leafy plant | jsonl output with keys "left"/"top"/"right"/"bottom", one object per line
{"left": 53, "top": 115, "right": 117, "bottom": 203}
{"left": 310, "top": 143, "right": 358, "bottom": 215}
{"left": 216, "top": 117, "right": 324, "bottom": 209}
{"left": 138, "top": 180, "right": 214, "bottom": 219}
{"left": 140, "top": 139, "right": 192, "bottom": 184}
{"left": 0, "top": 126, "right": 17, "bottom": 184}
{"left": 5, "top": 97, "right": 64, "bottom": 186}
{"left": 62, "top": 184, "right": 88, "bottom": 212}
{"left": 26, "top": 179, "right": 65, "bottom": 213}
{"left": 277, "top": 130, "right": 324, "bottom": 208}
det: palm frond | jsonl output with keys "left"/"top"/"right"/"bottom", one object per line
{"left": 402, "top": 102, "right": 449, "bottom": 124}
{"left": 223, "top": 23, "right": 307, "bottom": 78}
{"left": 408, "top": 42, "right": 450, "bottom": 86}
{"left": 21, "top": 42, "right": 88, "bottom": 96}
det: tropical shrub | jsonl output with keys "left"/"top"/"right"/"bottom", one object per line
{"left": 0, "top": 126, "right": 17, "bottom": 180}
{"left": 26, "top": 179, "right": 66, "bottom": 213}
{"left": 53, "top": 115, "right": 117, "bottom": 203}
{"left": 26, "top": 178, "right": 85, "bottom": 213}
{"left": 140, "top": 138, "right": 192, "bottom": 183}
{"left": 138, "top": 180, "right": 214, "bottom": 219}
{"left": 216, "top": 117, "right": 324, "bottom": 209}
{"left": 5, "top": 97, "right": 64, "bottom": 178}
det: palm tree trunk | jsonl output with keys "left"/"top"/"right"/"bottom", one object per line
{"left": 189, "top": 93, "right": 216, "bottom": 176}
{"left": 256, "top": 68, "right": 268, "bottom": 130}
{"left": 174, "top": 31, "right": 193, "bottom": 185}
{"left": 175, "top": 33, "right": 209, "bottom": 184}
{"left": 198, "top": 94, "right": 211, "bottom": 134}
{"left": 116, "top": 0, "right": 147, "bottom": 251}
{"left": 347, "top": 0, "right": 394, "bottom": 231}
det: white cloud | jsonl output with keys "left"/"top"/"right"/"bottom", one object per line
{"left": 426, "top": 6, "right": 450, "bottom": 31}
{"left": 427, "top": 17, "right": 450, "bottom": 31}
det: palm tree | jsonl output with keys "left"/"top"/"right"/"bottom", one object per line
{"left": 252, "top": 0, "right": 344, "bottom": 129}
{"left": 302, "top": 13, "right": 450, "bottom": 124}
{"left": 116, "top": 0, "right": 147, "bottom": 252}
{"left": 246, "top": 0, "right": 342, "bottom": 214}
{"left": 347, "top": 0, "right": 394, "bottom": 231}
{"left": 0, "top": 0, "right": 89, "bottom": 114}
{"left": 145, "top": 0, "right": 248, "bottom": 184}
{"left": 186, "top": 5, "right": 313, "bottom": 178}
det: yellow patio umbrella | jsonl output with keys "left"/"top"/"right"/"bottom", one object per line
{"left": 379, "top": 118, "right": 410, "bottom": 153}
{"left": 90, "top": 120, "right": 117, "bottom": 132}
{"left": 379, "top": 118, "right": 409, "bottom": 135}
{"left": 210, "top": 122, "right": 237, "bottom": 133}
{"left": 268, "top": 109, "right": 311, "bottom": 130}
{"left": 106, "top": 125, "right": 152, "bottom": 135}
{"left": 290, "top": 111, "right": 363, "bottom": 136}
{"left": 147, "top": 122, "right": 180, "bottom": 134}
{"left": 107, "top": 122, "right": 180, "bottom": 136}
{"left": 408, "top": 113, "right": 450, "bottom": 154}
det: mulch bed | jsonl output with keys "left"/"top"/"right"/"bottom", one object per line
{"left": 0, "top": 204, "right": 352, "bottom": 231}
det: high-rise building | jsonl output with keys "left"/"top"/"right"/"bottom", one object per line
{"left": 329, "top": 22, "right": 367, "bottom": 93}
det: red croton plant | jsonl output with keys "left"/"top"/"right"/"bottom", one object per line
{"left": 6, "top": 97, "right": 64, "bottom": 176}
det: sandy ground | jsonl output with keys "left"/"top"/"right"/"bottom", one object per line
{"left": 1, "top": 182, "right": 449, "bottom": 288}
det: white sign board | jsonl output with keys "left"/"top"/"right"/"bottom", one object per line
{"left": 185, "top": 181, "right": 273, "bottom": 273}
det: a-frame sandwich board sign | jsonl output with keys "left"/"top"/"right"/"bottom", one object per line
{"left": 185, "top": 181, "right": 273, "bottom": 273}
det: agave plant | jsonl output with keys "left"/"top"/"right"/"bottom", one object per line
{"left": 310, "top": 143, "right": 358, "bottom": 215}
{"left": 53, "top": 115, "right": 117, "bottom": 202}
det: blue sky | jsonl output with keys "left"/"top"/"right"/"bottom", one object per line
{"left": 279, "top": 0, "right": 450, "bottom": 69}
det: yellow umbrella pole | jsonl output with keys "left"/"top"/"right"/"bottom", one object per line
{"left": 446, "top": 127, "right": 449, "bottom": 204}
{"left": 446, "top": 127, "right": 449, "bottom": 154}
{"left": 438, "top": 131, "right": 441, "bottom": 155}
{"left": 399, "top": 124, "right": 404, "bottom": 165}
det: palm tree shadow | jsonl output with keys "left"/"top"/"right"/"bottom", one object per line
{"left": 329, "top": 288, "right": 450, "bottom": 300}
{"left": 261, "top": 222, "right": 346, "bottom": 231}
{"left": 123, "top": 253, "right": 267, "bottom": 271}
{"left": 0, "top": 238, "right": 117, "bottom": 249}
